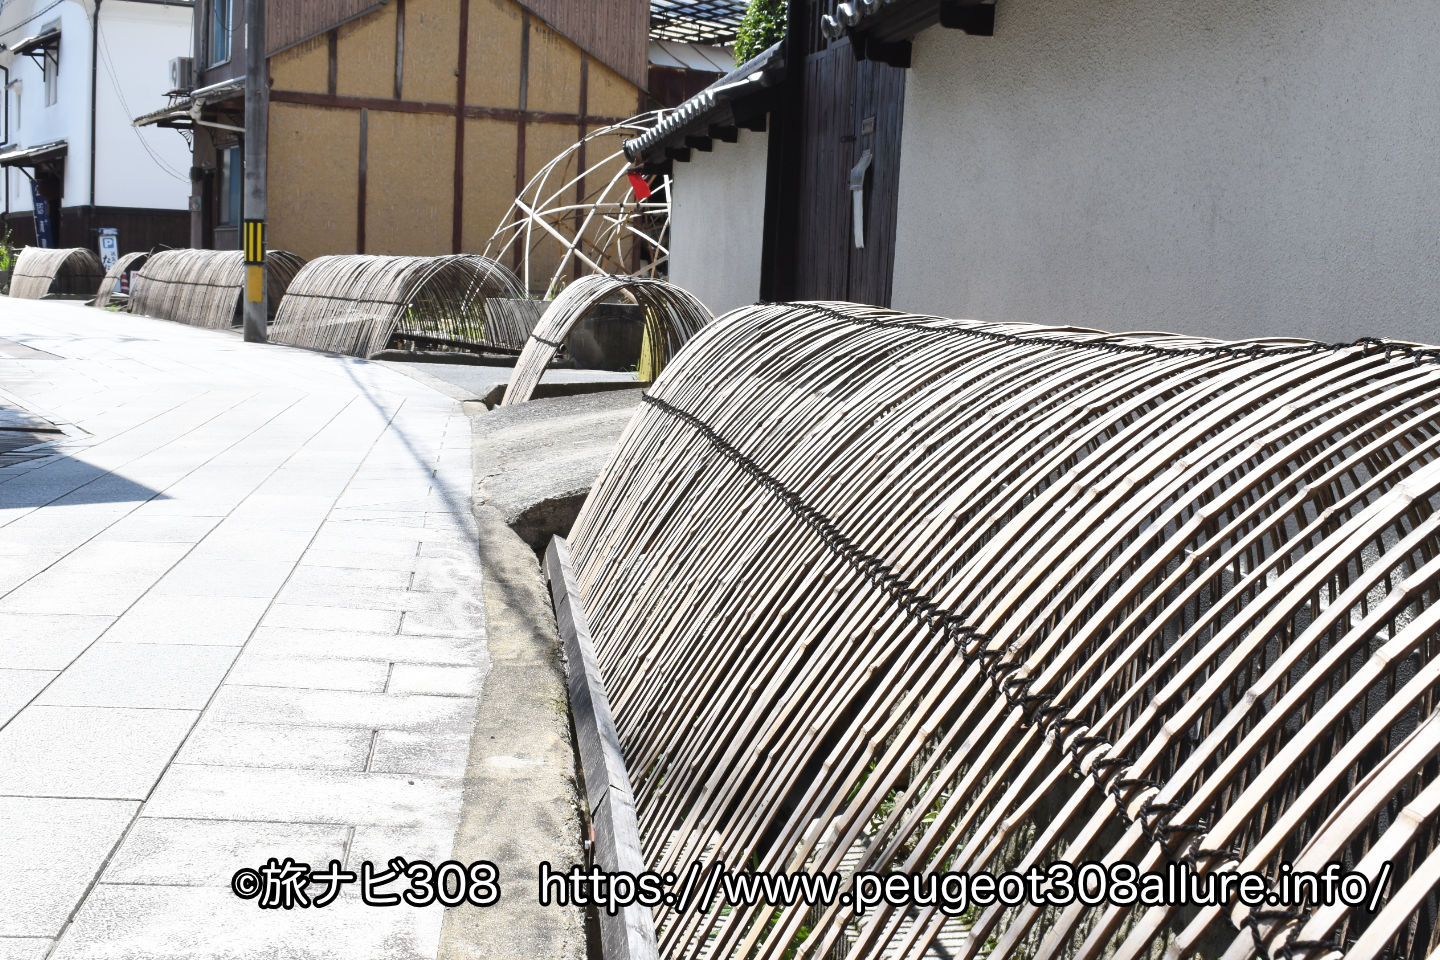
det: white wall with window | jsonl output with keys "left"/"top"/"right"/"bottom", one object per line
{"left": 92, "top": 1, "right": 193, "bottom": 210}
{"left": 0, "top": 1, "right": 95, "bottom": 216}
{"left": 41, "top": 42, "right": 58, "bottom": 107}
{"left": 0, "top": 0, "right": 191, "bottom": 224}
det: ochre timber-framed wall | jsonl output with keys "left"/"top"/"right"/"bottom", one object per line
{"left": 265, "top": 0, "right": 646, "bottom": 275}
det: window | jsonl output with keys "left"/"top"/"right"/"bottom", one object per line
{"left": 218, "top": 145, "right": 242, "bottom": 225}
{"left": 42, "top": 47, "right": 57, "bottom": 106}
{"left": 209, "top": 0, "right": 232, "bottom": 66}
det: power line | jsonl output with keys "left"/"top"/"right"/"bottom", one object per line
{"left": 96, "top": 22, "right": 188, "bottom": 182}
{"left": 0, "top": 0, "right": 66, "bottom": 40}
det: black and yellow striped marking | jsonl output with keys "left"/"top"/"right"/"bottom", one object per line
{"left": 243, "top": 219, "right": 265, "bottom": 265}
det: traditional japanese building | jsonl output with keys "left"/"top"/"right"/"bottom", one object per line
{"left": 136, "top": 0, "right": 659, "bottom": 263}
{"left": 635, "top": 0, "right": 1440, "bottom": 343}
{"left": 0, "top": 0, "right": 192, "bottom": 252}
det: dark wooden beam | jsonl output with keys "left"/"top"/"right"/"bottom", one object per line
{"left": 513, "top": 10, "right": 530, "bottom": 273}
{"left": 357, "top": 108, "right": 368, "bottom": 253}
{"left": 452, "top": 0, "right": 469, "bottom": 254}
{"left": 574, "top": 54, "right": 588, "bottom": 282}
{"left": 939, "top": 0, "right": 996, "bottom": 36}
{"left": 268, "top": 90, "right": 628, "bottom": 128}
{"left": 393, "top": 0, "right": 406, "bottom": 99}
{"left": 868, "top": 0, "right": 945, "bottom": 43}
{"left": 711, "top": 126, "right": 739, "bottom": 143}
{"left": 684, "top": 135, "right": 713, "bottom": 152}
{"left": 852, "top": 34, "right": 913, "bottom": 68}
{"left": 665, "top": 147, "right": 691, "bottom": 164}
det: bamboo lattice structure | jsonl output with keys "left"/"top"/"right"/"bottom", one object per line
{"left": 501, "top": 274, "right": 712, "bottom": 405}
{"left": 93, "top": 251, "right": 150, "bottom": 309}
{"left": 267, "top": 253, "right": 526, "bottom": 358}
{"left": 129, "top": 249, "right": 305, "bottom": 330}
{"left": 484, "top": 112, "right": 673, "bottom": 299}
{"left": 567, "top": 301, "right": 1440, "bottom": 960}
{"left": 484, "top": 298, "right": 547, "bottom": 350}
{"left": 8, "top": 247, "right": 105, "bottom": 300}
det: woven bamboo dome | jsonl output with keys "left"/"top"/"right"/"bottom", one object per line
{"left": 484, "top": 112, "right": 672, "bottom": 299}
{"left": 267, "top": 253, "right": 525, "bottom": 358}
{"left": 566, "top": 300, "right": 1440, "bottom": 960}
{"left": 128, "top": 248, "right": 305, "bottom": 329}
{"left": 500, "top": 273, "right": 711, "bottom": 405}
{"left": 8, "top": 247, "right": 106, "bottom": 300}
{"left": 92, "top": 251, "right": 149, "bottom": 309}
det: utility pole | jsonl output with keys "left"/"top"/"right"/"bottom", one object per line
{"left": 241, "top": 0, "right": 268, "bottom": 342}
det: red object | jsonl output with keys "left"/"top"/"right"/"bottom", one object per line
{"left": 627, "top": 172, "right": 653, "bottom": 200}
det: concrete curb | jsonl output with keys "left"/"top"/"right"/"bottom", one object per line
{"left": 376, "top": 358, "right": 485, "bottom": 404}
{"left": 545, "top": 537, "right": 658, "bottom": 960}
{"left": 437, "top": 505, "right": 586, "bottom": 960}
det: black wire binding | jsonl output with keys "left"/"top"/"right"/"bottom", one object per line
{"left": 639, "top": 377, "right": 1347, "bottom": 960}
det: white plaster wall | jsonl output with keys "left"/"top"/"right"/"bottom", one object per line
{"left": 891, "top": 0, "right": 1440, "bottom": 342}
{"left": 668, "top": 128, "right": 769, "bottom": 316}
{"left": 93, "top": 1, "right": 193, "bottom": 209}
{"left": 0, "top": 0, "right": 97, "bottom": 214}
{"left": 0, "top": 0, "right": 190, "bottom": 218}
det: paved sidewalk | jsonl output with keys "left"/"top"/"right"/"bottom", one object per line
{"left": 0, "top": 299, "right": 489, "bottom": 959}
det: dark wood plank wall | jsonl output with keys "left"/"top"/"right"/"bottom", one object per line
{"left": 800, "top": 0, "right": 842, "bottom": 55}
{"left": 268, "top": 0, "right": 388, "bottom": 53}
{"left": 791, "top": 45, "right": 854, "bottom": 301}
{"left": 847, "top": 58, "right": 905, "bottom": 307}
{"left": 788, "top": 38, "right": 906, "bottom": 306}
{"left": 517, "top": 0, "right": 648, "bottom": 88}
{"left": 3, "top": 208, "right": 189, "bottom": 253}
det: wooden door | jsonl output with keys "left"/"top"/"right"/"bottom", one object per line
{"left": 788, "top": 41, "right": 906, "bottom": 306}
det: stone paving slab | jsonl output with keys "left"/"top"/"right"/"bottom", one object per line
{"left": 0, "top": 798, "right": 138, "bottom": 937}
{"left": 48, "top": 886, "right": 444, "bottom": 960}
{"left": 0, "top": 300, "right": 493, "bottom": 955}
{"left": 0, "top": 669, "right": 56, "bottom": 725}
{"left": 0, "top": 706, "right": 199, "bottom": 798}
{"left": 0, "top": 939, "right": 53, "bottom": 960}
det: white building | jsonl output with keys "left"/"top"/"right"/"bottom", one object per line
{"left": 0, "top": 0, "right": 192, "bottom": 254}
{"left": 636, "top": 0, "right": 1440, "bottom": 343}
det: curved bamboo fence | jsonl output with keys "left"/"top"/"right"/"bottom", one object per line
{"left": 128, "top": 249, "right": 305, "bottom": 329}
{"left": 93, "top": 251, "right": 150, "bottom": 309}
{"left": 567, "top": 301, "right": 1440, "bottom": 960}
{"left": 500, "top": 274, "right": 711, "bottom": 405}
{"left": 267, "top": 253, "right": 525, "bottom": 358}
{"left": 8, "top": 247, "right": 105, "bottom": 299}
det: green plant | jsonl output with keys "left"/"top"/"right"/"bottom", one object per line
{"left": 0, "top": 228, "right": 15, "bottom": 271}
{"left": 734, "top": 0, "right": 787, "bottom": 64}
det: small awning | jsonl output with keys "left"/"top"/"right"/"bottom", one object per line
{"left": 649, "top": 39, "right": 733, "bottom": 73}
{"left": 133, "top": 77, "right": 245, "bottom": 130}
{"left": 132, "top": 102, "right": 190, "bottom": 128}
{"left": 0, "top": 139, "right": 67, "bottom": 168}
{"left": 11, "top": 28, "right": 60, "bottom": 58}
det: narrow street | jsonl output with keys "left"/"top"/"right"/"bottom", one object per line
{"left": 0, "top": 298, "right": 490, "bottom": 959}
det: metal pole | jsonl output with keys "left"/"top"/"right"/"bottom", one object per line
{"left": 242, "top": 0, "right": 268, "bottom": 342}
